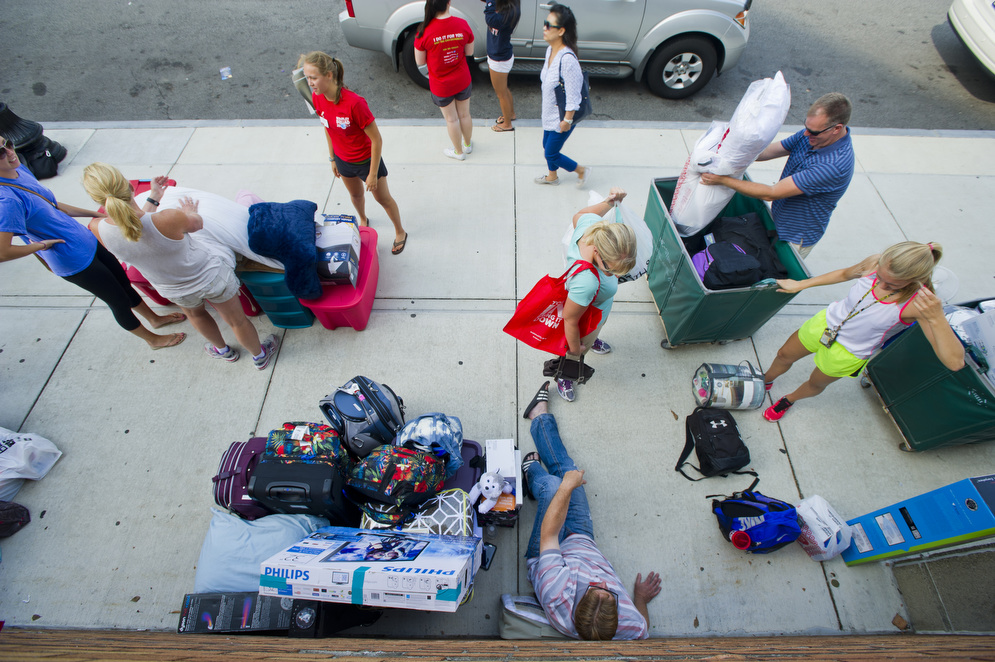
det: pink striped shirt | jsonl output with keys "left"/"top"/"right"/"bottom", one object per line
{"left": 527, "top": 534, "right": 648, "bottom": 639}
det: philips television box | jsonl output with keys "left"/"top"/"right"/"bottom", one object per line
{"left": 259, "top": 526, "right": 481, "bottom": 613}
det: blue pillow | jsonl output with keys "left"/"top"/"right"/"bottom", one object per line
{"left": 193, "top": 508, "right": 328, "bottom": 594}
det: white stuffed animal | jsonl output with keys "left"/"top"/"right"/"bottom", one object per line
{"left": 468, "top": 471, "right": 513, "bottom": 514}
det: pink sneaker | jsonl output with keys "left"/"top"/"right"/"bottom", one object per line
{"left": 763, "top": 396, "right": 793, "bottom": 422}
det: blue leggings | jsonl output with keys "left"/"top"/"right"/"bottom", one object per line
{"left": 542, "top": 128, "right": 577, "bottom": 173}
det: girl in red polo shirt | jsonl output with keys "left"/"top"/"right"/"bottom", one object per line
{"left": 299, "top": 51, "right": 409, "bottom": 255}
{"left": 414, "top": 0, "right": 475, "bottom": 161}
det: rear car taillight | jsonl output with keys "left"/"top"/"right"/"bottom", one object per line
{"left": 345, "top": 0, "right": 355, "bottom": 18}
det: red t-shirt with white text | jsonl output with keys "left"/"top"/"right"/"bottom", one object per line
{"left": 414, "top": 16, "right": 474, "bottom": 98}
{"left": 312, "top": 88, "right": 375, "bottom": 163}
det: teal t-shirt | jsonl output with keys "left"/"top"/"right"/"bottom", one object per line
{"left": 565, "top": 212, "right": 619, "bottom": 318}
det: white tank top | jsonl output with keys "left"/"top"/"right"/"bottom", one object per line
{"left": 825, "top": 273, "right": 916, "bottom": 359}
{"left": 99, "top": 213, "right": 224, "bottom": 300}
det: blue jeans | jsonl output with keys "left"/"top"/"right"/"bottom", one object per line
{"left": 542, "top": 128, "right": 577, "bottom": 173}
{"left": 524, "top": 413, "right": 595, "bottom": 558}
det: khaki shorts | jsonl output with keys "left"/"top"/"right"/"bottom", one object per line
{"left": 170, "top": 268, "right": 241, "bottom": 309}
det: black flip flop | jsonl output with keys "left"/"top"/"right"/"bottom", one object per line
{"left": 521, "top": 451, "right": 540, "bottom": 501}
{"left": 522, "top": 381, "right": 550, "bottom": 419}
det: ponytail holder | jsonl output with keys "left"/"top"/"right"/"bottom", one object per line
{"left": 927, "top": 242, "right": 933, "bottom": 250}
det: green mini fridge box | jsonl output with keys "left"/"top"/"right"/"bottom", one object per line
{"left": 644, "top": 177, "right": 810, "bottom": 348}
{"left": 841, "top": 475, "right": 995, "bottom": 566}
{"left": 864, "top": 320, "right": 995, "bottom": 451}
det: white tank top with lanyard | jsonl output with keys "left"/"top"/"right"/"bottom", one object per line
{"left": 824, "top": 273, "right": 917, "bottom": 359}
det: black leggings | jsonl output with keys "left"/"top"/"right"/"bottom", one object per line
{"left": 63, "top": 243, "right": 143, "bottom": 331}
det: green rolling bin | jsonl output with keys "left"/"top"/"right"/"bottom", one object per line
{"left": 644, "top": 176, "right": 811, "bottom": 348}
{"left": 864, "top": 307, "right": 995, "bottom": 451}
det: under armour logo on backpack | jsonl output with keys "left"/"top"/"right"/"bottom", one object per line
{"left": 710, "top": 420, "right": 728, "bottom": 429}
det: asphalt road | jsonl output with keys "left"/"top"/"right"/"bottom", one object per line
{"left": 2, "top": 0, "right": 994, "bottom": 129}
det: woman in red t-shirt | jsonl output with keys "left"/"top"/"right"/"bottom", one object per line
{"left": 299, "top": 51, "right": 409, "bottom": 255}
{"left": 414, "top": 0, "right": 475, "bottom": 161}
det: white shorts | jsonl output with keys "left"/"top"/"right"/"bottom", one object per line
{"left": 487, "top": 56, "right": 514, "bottom": 74}
{"left": 170, "top": 268, "right": 241, "bottom": 309}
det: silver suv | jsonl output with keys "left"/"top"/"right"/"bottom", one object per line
{"left": 339, "top": 0, "right": 752, "bottom": 99}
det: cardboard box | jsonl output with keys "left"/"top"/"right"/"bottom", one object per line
{"left": 177, "top": 592, "right": 293, "bottom": 633}
{"left": 841, "top": 475, "right": 995, "bottom": 565}
{"left": 315, "top": 215, "right": 361, "bottom": 286}
{"left": 484, "top": 438, "right": 523, "bottom": 507}
{"left": 259, "top": 526, "right": 481, "bottom": 612}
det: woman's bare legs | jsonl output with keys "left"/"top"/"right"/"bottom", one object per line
{"left": 212, "top": 295, "right": 263, "bottom": 356}
{"left": 340, "top": 174, "right": 370, "bottom": 226}
{"left": 490, "top": 69, "right": 515, "bottom": 130}
{"left": 455, "top": 97, "right": 473, "bottom": 147}
{"left": 440, "top": 102, "right": 464, "bottom": 154}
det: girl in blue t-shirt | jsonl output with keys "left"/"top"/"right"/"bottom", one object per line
{"left": 558, "top": 186, "right": 636, "bottom": 401}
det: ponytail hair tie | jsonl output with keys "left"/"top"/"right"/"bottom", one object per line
{"left": 927, "top": 242, "right": 933, "bottom": 250}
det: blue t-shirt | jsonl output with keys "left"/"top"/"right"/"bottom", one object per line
{"left": 484, "top": 0, "right": 520, "bottom": 61}
{"left": 565, "top": 212, "right": 619, "bottom": 319}
{"left": 0, "top": 165, "right": 97, "bottom": 277}
{"left": 771, "top": 128, "right": 855, "bottom": 246}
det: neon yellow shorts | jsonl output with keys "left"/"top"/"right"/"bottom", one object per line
{"left": 797, "top": 309, "right": 868, "bottom": 379}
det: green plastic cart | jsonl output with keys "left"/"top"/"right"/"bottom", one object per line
{"left": 644, "top": 177, "right": 810, "bottom": 348}
{"left": 863, "top": 307, "right": 995, "bottom": 452}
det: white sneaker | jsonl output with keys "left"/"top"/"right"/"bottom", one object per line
{"left": 462, "top": 140, "right": 473, "bottom": 154}
{"left": 443, "top": 147, "right": 465, "bottom": 161}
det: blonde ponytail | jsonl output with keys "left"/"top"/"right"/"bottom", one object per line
{"left": 82, "top": 162, "right": 143, "bottom": 242}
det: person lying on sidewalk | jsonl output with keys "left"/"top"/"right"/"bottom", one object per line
{"left": 520, "top": 381, "right": 661, "bottom": 639}
{"left": 762, "top": 240, "right": 964, "bottom": 423}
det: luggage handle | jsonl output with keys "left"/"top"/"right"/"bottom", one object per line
{"left": 749, "top": 278, "right": 779, "bottom": 290}
{"left": 355, "top": 378, "right": 402, "bottom": 437}
{"left": 265, "top": 481, "right": 311, "bottom": 502}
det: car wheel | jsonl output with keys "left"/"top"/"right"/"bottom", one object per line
{"left": 646, "top": 37, "right": 717, "bottom": 99}
{"left": 401, "top": 31, "right": 430, "bottom": 90}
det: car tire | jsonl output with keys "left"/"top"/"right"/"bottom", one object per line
{"left": 646, "top": 36, "right": 717, "bottom": 99}
{"left": 401, "top": 31, "right": 431, "bottom": 90}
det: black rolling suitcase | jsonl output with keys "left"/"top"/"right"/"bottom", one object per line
{"left": 247, "top": 422, "right": 359, "bottom": 526}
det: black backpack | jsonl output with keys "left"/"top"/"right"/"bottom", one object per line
{"left": 701, "top": 241, "right": 764, "bottom": 290}
{"left": 15, "top": 135, "right": 67, "bottom": 180}
{"left": 676, "top": 407, "right": 757, "bottom": 485}
{"left": 319, "top": 376, "right": 405, "bottom": 458}
{"left": 712, "top": 213, "right": 790, "bottom": 279}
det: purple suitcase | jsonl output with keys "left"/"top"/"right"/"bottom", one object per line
{"left": 213, "top": 437, "right": 272, "bottom": 520}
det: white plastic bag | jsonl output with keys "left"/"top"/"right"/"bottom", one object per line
{"left": 0, "top": 427, "right": 63, "bottom": 501}
{"left": 560, "top": 190, "right": 653, "bottom": 283}
{"left": 671, "top": 71, "right": 791, "bottom": 236}
{"left": 795, "top": 495, "right": 852, "bottom": 561}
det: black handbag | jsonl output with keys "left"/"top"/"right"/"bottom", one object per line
{"left": 543, "top": 355, "right": 595, "bottom": 384}
{"left": 554, "top": 52, "right": 592, "bottom": 125}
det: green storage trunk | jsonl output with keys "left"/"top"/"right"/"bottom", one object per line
{"left": 644, "top": 177, "right": 810, "bottom": 348}
{"left": 864, "top": 316, "right": 995, "bottom": 451}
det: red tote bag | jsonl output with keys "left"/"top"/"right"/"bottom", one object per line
{"left": 503, "top": 261, "right": 603, "bottom": 356}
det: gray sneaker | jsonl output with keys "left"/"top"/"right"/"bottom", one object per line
{"left": 204, "top": 343, "right": 239, "bottom": 362}
{"left": 590, "top": 338, "right": 612, "bottom": 354}
{"left": 253, "top": 334, "right": 279, "bottom": 370}
{"left": 556, "top": 378, "right": 575, "bottom": 402}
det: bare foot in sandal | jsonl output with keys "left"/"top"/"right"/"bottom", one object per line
{"left": 149, "top": 332, "right": 186, "bottom": 350}
{"left": 148, "top": 311, "right": 186, "bottom": 329}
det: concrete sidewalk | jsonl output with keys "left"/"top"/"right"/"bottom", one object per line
{"left": 1, "top": 119, "right": 994, "bottom": 637}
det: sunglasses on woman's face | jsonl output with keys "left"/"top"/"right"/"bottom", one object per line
{"left": 543, "top": 20, "right": 561, "bottom": 30}
{"left": 1, "top": 139, "right": 14, "bottom": 153}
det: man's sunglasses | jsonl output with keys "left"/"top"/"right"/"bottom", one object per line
{"left": 804, "top": 123, "right": 839, "bottom": 137}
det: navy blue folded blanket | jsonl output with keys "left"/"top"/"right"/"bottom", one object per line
{"left": 247, "top": 200, "right": 322, "bottom": 300}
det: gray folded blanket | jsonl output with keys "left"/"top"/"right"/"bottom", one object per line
{"left": 247, "top": 200, "right": 322, "bottom": 300}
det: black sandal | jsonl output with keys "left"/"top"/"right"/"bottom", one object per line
{"left": 521, "top": 452, "right": 540, "bottom": 501}
{"left": 523, "top": 381, "right": 550, "bottom": 420}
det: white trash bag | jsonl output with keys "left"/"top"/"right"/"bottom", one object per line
{"left": 560, "top": 190, "right": 654, "bottom": 283}
{"left": 0, "top": 427, "right": 63, "bottom": 501}
{"left": 795, "top": 494, "right": 852, "bottom": 561}
{"left": 671, "top": 71, "right": 791, "bottom": 236}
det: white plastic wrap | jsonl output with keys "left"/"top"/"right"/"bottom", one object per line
{"left": 795, "top": 495, "right": 852, "bottom": 561}
{"left": 0, "top": 427, "right": 63, "bottom": 501}
{"left": 671, "top": 71, "right": 791, "bottom": 236}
